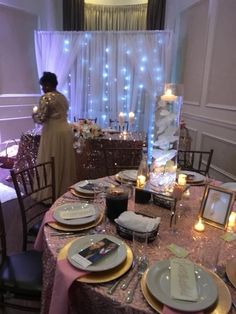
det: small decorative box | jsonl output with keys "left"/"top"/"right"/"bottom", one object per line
{"left": 115, "top": 223, "right": 159, "bottom": 243}
{"left": 152, "top": 193, "right": 175, "bottom": 210}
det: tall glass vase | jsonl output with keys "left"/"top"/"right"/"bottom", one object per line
{"left": 150, "top": 83, "right": 183, "bottom": 192}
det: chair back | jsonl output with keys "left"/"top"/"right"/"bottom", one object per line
{"left": 77, "top": 118, "right": 97, "bottom": 124}
{"left": 109, "top": 119, "right": 128, "bottom": 131}
{"left": 0, "top": 202, "right": 7, "bottom": 269}
{"left": 10, "top": 157, "right": 55, "bottom": 251}
{"left": 103, "top": 147, "right": 142, "bottom": 176}
{"left": 177, "top": 149, "right": 213, "bottom": 176}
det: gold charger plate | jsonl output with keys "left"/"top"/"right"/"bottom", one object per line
{"left": 141, "top": 267, "right": 231, "bottom": 314}
{"left": 58, "top": 239, "right": 133, "bottom": 283}
{"left": 226, "top": 257, "right": 236, "bottom": 288}
{"left": 70, "top": 188, "right": 95, "bottom": 199}
{"left": 48, "top": 213, "right": 103, "bottom": 232}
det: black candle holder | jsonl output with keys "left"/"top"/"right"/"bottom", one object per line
{"left": 135, "top": 188, "right": 151, "bottom": 204}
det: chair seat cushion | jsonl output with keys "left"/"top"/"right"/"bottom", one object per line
{"left": 28, "top": 220, "right": 42, "bottom": 237}
{"left": 0, "top": 250, "right": 42, "bottom": 297}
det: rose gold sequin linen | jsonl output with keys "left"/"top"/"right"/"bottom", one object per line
{"left": 40, "top": 184, "right": 236, "bottom": 314}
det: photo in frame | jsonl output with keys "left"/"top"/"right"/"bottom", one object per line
{"left": 199, "top": 185, "right": 235, "bottom": 230}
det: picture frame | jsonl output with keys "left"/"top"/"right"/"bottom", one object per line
{"left": 199, "top": 185, "right": 235, "bottom": 230}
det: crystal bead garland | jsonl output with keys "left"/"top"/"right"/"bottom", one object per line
{"left": 150, "top": 83, "right": 183, "bottom": 192}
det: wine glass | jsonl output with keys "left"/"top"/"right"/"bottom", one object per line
{"left": 93, "top": 182, "right": 107, "bottom": 234}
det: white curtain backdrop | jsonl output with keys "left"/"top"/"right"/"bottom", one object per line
{"left": 34, "top": 30, "right": 172, "bottom": 151}
{"left": 84, "top": 3, "right": 147, "bottom": 31}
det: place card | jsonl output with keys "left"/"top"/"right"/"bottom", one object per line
{"left": 167, "top": 244, "right": 189, "bottom": 258}
{"left": 221, "top": 232, "right": 236, "bottom": 242}
{"left": 170, "top": 258, "right": 199, "bottom": 301}
{"left": 60, "top": 207, "right": 95, "bottom": 220}
{"left": 71, "top": 237, "right": 118, "bottom": 268}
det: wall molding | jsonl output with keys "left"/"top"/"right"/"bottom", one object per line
{"left": 201, "top": 132, "right": 236, "bottom": 179}
{"left": 0, "top": 116, "right": 32, "bottom": 122}
{"left": 210, "top": 163, "right": 236, "bottom": 181}
{"left": 183, "top": 101, "right": 200, "bottom": 106}
{"left": 205, "top": 103, "right": 236, "bottom": 111}
{"left": 182, "top": 112, "right": 236, "bottom": 131}
{"left": 201, "top": 131, "right": 236, "bottom": 147}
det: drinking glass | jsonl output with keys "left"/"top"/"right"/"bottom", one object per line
{"left": 105, "top": 186, "right": 129, "bottom": 222}
{"left": 132, "top": 230, "right": 148, "bottom": 263}
{"left": 93, "top": 183, "right": 107, "bottom": 233}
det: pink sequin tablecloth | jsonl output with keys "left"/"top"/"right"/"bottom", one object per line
{"left": 14, "top": 131, "right": 144, "bottom": 181}
{"left": 39, "top": 182, "right": 236, "bottom": 314}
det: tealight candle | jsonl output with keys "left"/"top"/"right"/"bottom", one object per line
{"left": 184, "top": 189, "right": 190, "bottom": 199}
{"left": 137, "top": 175, "right": 146, "bottom": 188}
{"left": 194, "top": 218, "right": 205, "bottom": 232}
{"left": 161, "top": 88, "right": 177, "bottom": 102}
{"left": 178, "top": 174, "right": 187, "bottom": 186}
{"left": 118, "top": 112, "right": 125, "bottom": 125}
{"left": 227, "top": 212, "right": 236, "bottom": 232}
{"left": 33, "top": 106, "right": 38, "bottom": 113}
{"left": 128, "top": 112, "right": 135, "bottom": 125}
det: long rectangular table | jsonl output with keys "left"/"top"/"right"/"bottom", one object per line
{"left": 14, "top": 131, "right": 144, "bottom": 182}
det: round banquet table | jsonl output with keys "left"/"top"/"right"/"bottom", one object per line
{"left": 39, "top": 179, "right": 236, "bottom": 314}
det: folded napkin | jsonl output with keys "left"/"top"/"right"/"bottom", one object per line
{"left": 49, "top": 258, "right": 87, "bottom": 314}
{"left": 34, "top": 210, "right": 55, "bottom": 251}
{"left": 79, "top": 183, "right": 95, "bottom": 191}
{"left": 170, "top": 258, "right": 198, "bottom": 302}
{"left": 115, "top": 211, "right": 160, "bottom": 232}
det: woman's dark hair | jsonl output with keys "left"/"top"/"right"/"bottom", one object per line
{"left": 39, "top": 72, "right": 58, "bottom": 87}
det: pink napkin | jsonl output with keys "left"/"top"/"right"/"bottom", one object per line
{"left": 49, "top": 258, "right": 88, "bottom": 314}
{"left": 34, "top": 210, "right": 55, "bottom": 251}
{"left": 163, "top": 306, "right": 203, "bottom": 314}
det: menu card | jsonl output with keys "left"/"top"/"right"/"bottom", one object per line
{"left": 71, "top": 238, "right": 118, "bottom": 268}
{"left": 60, "top": 206, "right": 95, "bottom": 220}
{"left": 170, "top": 258, "right": 199, "bottom": 302}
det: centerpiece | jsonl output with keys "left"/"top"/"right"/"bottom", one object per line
{"left": 150, "top": 83, "right": 183, "bottom": 193}
{"left": 72, "top": 119, "right": 103, "bottom": 153}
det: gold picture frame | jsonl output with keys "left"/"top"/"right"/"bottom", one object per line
{"left": 199, "top": 185, "right": 235, "bottom": 230}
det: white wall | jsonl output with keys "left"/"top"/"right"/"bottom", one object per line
{"left": 0, "top": 0, "right": 62, "bottom": 146}
{"left": 0, "top": 0, "right": 62, "bottom": 29}
{"left": 165, "top": 0, "right": 236, "bottom": 181}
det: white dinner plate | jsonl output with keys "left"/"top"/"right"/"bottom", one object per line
{"left": 146, "top": 260, "right": 218, "bottom": 312}
{"left": 179, "top": 171, "right": 205, "bottom": 184}
{"left": 53, "top": 203, "right": 99, "bottom": 226}
{"left": 117, "top": 169, "right": 138, "bottom": 182}
{"left": 73, "top": 180, "right": 97, "bottom": 195}
{"left": 220, "top": 182, "right": 236, "bottom": 192}
{"left": 67, "top": 234, "right": 127, "bottom": 272}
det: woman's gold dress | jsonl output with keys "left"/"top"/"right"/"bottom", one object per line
{"left": 33, "top": 92, "right": 77, "bottom": 200}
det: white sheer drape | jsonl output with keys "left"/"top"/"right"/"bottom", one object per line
{"left": 34, "top": 30, "right": 172, "bottom": 136}
{"left": 84, "top": 3, "right": 147, "bottom": 30}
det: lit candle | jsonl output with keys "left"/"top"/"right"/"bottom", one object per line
{"left": 184, "top": 189, "right": 190, "bottom": 199}
{"left": 227, "top": 212, "right": 236, "bottom": 232}
{"left": 178, "top": 174, "right": 187, "bottom": 186}
{"left": 118, "top": 112, "right": 125, "bottom": 125}
{"left": 194, "top": 218, "right": 205, "bottom": 232}
{"left": 123, "top": 130, "right": 127, "bottom": 140}
{"left": 161, "top": 88, "right": 177, "bottom": 102}
{"left": 128, "top": 112, "right": 135, "bottom": 125}
{"left": 33, "top": 106, "right": 38, "bottom": 113}
{"left": 137, "top": 175, "right": 146, "bottom": 188}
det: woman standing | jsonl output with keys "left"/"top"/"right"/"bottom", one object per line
{"left": 33, "top": 72, "right": 77, "bottom": 199}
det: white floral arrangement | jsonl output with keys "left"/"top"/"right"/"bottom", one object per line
{"left": 72, "top": 119, "right": 102, "bottom": 139}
